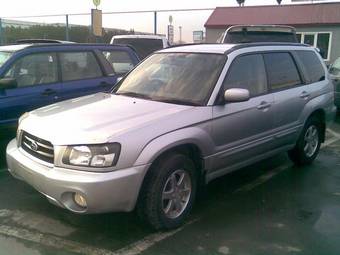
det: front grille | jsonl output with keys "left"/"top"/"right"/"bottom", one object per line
{"left": 21, "top": 131, "right": 54, "bottom": 164}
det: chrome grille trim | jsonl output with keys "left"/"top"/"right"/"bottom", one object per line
{"left": 20, "top": 131, "right": 54, "bottom": 164}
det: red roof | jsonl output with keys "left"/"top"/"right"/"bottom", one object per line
{"left": 205, "top": 3, "right": 340, "bottom": 28}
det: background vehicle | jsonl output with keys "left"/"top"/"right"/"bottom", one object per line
{"left": 217, "top": 25, "right": 298, "bottom": 44}
{"left": 111, "top": 34, "right": 170, "bottom": 59}
{"left": 0, "top": 43, "right": 139, "bottom": 131}
{"left": 329, "top": 56, "right": 340, "bottom": 109}
{"left": 6, "top": 43, "right": 336, "bottom": 230}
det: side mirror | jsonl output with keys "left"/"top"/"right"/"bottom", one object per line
{"left": 224, "top": 88, "right": 250, "bottom": 103}
{"left": 0, "top": 78, "right": 17, "bottom": 89}
{"left": 117, "top": 76, "right": 123, "bottom": 83}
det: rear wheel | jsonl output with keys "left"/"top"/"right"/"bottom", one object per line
{"left": 288, "top": 117, "right": 322, "bottom": 166}
{"left": 137, "top": 153, "right": 197, "bottom": 230}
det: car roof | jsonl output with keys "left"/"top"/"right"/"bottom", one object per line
{"left": 159, "top": 43, "right": 310, "bottom": 54}
{"left": 112, "top": 34, "right": 167, "bottom": 40}
{"left": 160, "top": 44, "right": 237, "bottom": 54}
{"left": 0, "top": 43, "right": 135, "bottom": 53}
{"left": 0, "top": 44, "right": 31, "bottom": 52}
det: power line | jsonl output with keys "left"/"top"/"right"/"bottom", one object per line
{"left": 1, "top": 8, "right": 215, "bottom": 19}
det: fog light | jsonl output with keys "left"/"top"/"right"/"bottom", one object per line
{"left": 74, "top": 193, "right": 87, "bottom": 208}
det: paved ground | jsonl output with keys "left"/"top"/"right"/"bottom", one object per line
{"left": 0, "top": 115, "right": 339, "bottom": 255}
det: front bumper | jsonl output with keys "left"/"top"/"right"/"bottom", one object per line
{"left": 6, "top": 139, "right": 149, "bottom": 213}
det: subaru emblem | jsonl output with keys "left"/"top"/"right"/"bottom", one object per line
{"left": 30, "top": 141, "right": 38, "bottom": 151}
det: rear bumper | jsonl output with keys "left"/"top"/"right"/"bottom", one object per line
{"left": 6, "top": 139, "right": 150, "bottom": 214}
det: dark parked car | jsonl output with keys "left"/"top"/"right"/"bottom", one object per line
{"left": 329, "top": 57, "right": 340, "bottom": 109}
{"left": 0, "top": 43, "right": 139, "bottom": 131}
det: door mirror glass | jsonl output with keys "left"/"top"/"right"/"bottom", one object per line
{"left": 224, "top": 88, "right": 250, "bottom": 103}
{"left": 0, "top": 78, "right": 17, "bottom": 89}
{"left": 117, "top": 76, "right": 123, "bottom": 83}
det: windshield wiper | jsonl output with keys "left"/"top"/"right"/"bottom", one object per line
{"left": 156, "top": 98, "right": 201, "bottom": 106}
{"left": 115, "top": 91, "right": 153, "bottom": 100}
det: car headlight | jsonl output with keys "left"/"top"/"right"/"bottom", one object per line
{"left": 62, "top": 143, "right": 121, "bottom": 168}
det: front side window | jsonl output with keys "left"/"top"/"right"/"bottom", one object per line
{"left": 296, "top": 50, "right": 325, "bottom": 83}
{"left": 60, "top": 52, "right": 102, "bottom": 82}
{"left": 223, "top": 54, "right": 267, "bottom": 97}
{"left": 114, "top": 53, "right": 226, "bottom": 106}
{"left": 102, "top": 51, "right": 135, "bottom": 74}
{"left": 264, "top": 52, "right": 301, "bottom": 90}
{"left": 4, "top": 53, "right": 58, "bottom": 87}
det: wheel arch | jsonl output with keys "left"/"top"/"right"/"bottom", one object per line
{"left": 308, "top": 109, "right": 326, "bottom": 142}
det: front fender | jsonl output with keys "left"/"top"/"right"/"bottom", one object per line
{"left": 134, "top": 126, "right": 214, "bottom": 166}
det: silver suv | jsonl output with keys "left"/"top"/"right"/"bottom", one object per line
{"left": 6, "top": 43, "right": 336, "bottom": 230}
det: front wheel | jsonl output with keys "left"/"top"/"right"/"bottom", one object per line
{"left": 288, "top": 117, "right": 322, "bottom": 166}
{"left": 137, "top": 153, "right": 197, "bottom": 230}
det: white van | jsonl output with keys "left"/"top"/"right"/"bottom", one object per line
{"left": 111, "top": 35, "right": 170, "bottom": 60}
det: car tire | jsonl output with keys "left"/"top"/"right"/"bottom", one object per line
{"left": 137, "top": 153, "right": 197, "bottom": 230}
{"left": 288, "top": 116, "right": 322, "bottom": 166}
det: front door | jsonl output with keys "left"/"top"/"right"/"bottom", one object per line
{"left": 0, "top": 52, "right": 61, "bottom": 128}
{"left": 211, "top": 53, "right": 275, "bottom": 172}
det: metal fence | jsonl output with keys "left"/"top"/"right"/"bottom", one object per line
{"left": 0, "top": 8, "right": 214, "bottom": 45}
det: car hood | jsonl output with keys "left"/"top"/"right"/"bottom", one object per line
{"left": 20, "top": 93, "right": 204, "bottom": 145}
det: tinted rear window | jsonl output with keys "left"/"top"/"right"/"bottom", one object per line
{"left": 113, "top": 38, "right": 163, "bottom": 59}
{"left": 224, "top": 31, "right": 298, "bottom": 43}
{"left": 296, "top": 51, "right": 325, "bottom": 83}
{"left": 264, "top": 52, "right": 301, "bottom": 90}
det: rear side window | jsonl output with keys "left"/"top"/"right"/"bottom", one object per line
{"left": 60, "top": 52, "right": 102, "bottom": 82}
{"left": 223, "top": 54, "right": 267, "bottom": 97}
{"left": 102, "top": 51, "right": 135, "bottom": 74}
{"left": 263, "top": 52, "right": 301, "bottom": 90}
{"left": 296, "top": 50, "right": 325, "bottom": 83}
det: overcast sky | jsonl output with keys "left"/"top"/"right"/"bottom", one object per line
{"left": 0, "top": 0, "right": 338, "bottom": 42}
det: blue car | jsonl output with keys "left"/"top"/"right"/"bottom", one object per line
{"left": 0, "top": 43, "right": 140, "bottom": 132}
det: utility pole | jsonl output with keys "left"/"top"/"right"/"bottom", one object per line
{"left": 65, "top": 15, "right": 69, "bottom": 41}
{"left": 154, "top": 11, "right": 157, "bottom": 35}
{"left": 179, "top": 26, "right": 182, "bottom": 44}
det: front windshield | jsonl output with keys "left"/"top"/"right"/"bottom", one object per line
{"left": 0, "top": 51, "right": 12, "bottom": 68}
{"left": 114, "top": 53, "right": 226, "bottom": 106}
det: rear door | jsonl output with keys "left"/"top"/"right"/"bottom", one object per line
{"left": 211, "top": 53, "right": 275, "bottom": 172}
{"left": 0, "top": 52, "right": 61, "bottom": 128}
{"left": 58, "top": 50, "right": 113, "bottom": 101}
{"left": 263, "top": 51, "right": 319, "bottom": 147}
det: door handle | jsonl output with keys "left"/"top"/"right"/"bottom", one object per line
{"left": 300, "top": 91, "right": 310, "bottom": 99}
{"left": 41, "top": 89, "right": 56, "bottom": 96}
{"left": 257, "top": 101, "right": 271, "bottom": 110}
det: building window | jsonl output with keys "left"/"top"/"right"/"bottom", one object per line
{"left": 296, "top": 32, "right": 332, "bottom": 61}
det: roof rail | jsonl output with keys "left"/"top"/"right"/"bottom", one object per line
{"left": 225, "top": 42, "right": 310, "bottom": 54}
